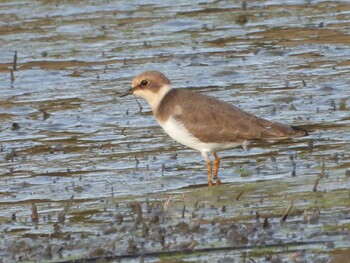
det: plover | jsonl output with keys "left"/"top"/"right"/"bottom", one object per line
{"left": 120, "top": 71, "right": 307, "bottom": 186}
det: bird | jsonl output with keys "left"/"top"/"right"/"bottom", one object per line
{"left": 120, "top": 70, "right": 307, "bottom": 186}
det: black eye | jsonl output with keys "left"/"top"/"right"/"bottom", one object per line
{"left": 140, "top": 79, "right": 149, "bottom": 86}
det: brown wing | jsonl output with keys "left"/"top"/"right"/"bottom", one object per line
{"left": 158, "top": 89, "right": 305, "bottom": 144}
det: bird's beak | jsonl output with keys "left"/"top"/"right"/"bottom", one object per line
{"left": 119, "top": 88, "right": 133, "bottom": 97}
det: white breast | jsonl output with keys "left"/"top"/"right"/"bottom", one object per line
{"left": 158, "top": 116, "right": 242, "bottom": 156}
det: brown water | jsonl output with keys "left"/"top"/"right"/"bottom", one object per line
{"left": 0, "top": 0, "right": 350, "bottom": 262}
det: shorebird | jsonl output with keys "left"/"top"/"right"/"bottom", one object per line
{"left": 120, "top": 71, "right": 307, "bottom": 186}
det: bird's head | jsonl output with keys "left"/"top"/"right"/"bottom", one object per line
{"left": 120, "top": 70, "right": 172, "bottom": 111}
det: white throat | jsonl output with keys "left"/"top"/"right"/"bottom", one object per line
{"left": 135, "top": 84, "right": 172, "bottom": 112}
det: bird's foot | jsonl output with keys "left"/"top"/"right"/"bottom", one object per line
{"left": 208, "top": 179, "right": 221, "bottom": 186}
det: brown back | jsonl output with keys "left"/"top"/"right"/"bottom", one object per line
{"left": 156, "top": 89, "right": 306, "bottom": 143}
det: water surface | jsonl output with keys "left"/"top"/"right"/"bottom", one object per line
{"left": 0, "top": 0, "right": 349, "bottom": 262}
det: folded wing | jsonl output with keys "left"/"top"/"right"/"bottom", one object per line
{"left": 169, "top": 90, "right": 306, "bottom": 144}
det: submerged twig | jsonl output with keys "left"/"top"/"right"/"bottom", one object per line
{"left": 280, "top": 200, "right": 294, "bottom": 225}
{"left": 313, "top": 178, "right": 319, "bottom": 192}
{"left": 134, "top": 156, "right": 140, "bottom": 167}
{"left": 130, "top": 202, "right": 143, "bottom": 223}
{"left": 13, "top": 51, "right": 17, "bottom": 71}
{"left": 57, "top": 195, "right": 74, "bottom": 223}
{"left": 10, "top": 69, "right": 15, "bottom": 82}
{"left": 135, "top": 97, "right": 143, "bottom": 112}
{"left": 236, "top": 189, "right": 245, "bottom": 201}
{"left": 161, "top": 195, "right": 173, "bottom": 223}
{"left": 31, "top": 203, "right": 39, "bottom": 222}
{"left": 320, "top": 157, "right": 325, "bottom": 178}
{"left": 303, "top": 209, "right": 308, "bottom": 223}
{"left": 39, "top": 109, "right": 50, "bottom": 120}
{"left": 263, "top": 217, "right": 269, "bottom": 229}
{"left": 182, "top": 205, "right": 186, "bottom": 218}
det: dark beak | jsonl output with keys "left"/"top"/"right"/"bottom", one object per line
{"left": 119, "top": 88, "right": 133, "bottom": 97}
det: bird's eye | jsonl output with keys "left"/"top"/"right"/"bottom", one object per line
{"left": 140, "top": 79, "right": 149, "bottom": 86}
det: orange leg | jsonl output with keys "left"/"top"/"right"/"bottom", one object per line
{"left": 205, "top": 156, "right": 213, "bottom": 186}
{"left": 213, "top": 153, "right": 221, "bottom": 186}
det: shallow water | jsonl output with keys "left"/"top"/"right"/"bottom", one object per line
{"left": 0, "top": 0, "right": 350, "bottom": 262}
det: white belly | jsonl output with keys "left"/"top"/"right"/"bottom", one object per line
{"left": 159, "top": 116, "right": 241, "bottom": 156}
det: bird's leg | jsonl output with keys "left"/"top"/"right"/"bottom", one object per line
{"left": 213, "top": 152, "right": 221, "bottom": 186}
{"left": 205, "top": 155, "right": 213, "bottom": 186}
